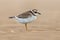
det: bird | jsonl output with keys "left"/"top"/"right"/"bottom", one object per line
{"left": 9, "top": 9, "right": 41, "bottom": 31}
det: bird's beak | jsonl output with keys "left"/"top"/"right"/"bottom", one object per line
{"left": 38, "top": 12, "right": 41, "bottom": 15}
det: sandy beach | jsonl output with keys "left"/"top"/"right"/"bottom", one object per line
{"left": 0, "top": 0, "right": 60, "bottom": 40}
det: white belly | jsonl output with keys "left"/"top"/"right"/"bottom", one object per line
{"left": 15, "top": 16, "right": 37, "bottom": 24}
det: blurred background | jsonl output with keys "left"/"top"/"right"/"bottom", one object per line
{"left": 0, "top": 0, "right": 60, "bottom": 40}
{"left": 0, "top": 0, "right": 60, "bottom": 27}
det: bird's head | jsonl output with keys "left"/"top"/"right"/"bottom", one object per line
{"left": 31, "top": 9, "right": 41, "bottom": 16}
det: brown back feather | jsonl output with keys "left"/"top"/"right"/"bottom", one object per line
{"left": 17, "top": 11, "right": 32, "bottom": 18}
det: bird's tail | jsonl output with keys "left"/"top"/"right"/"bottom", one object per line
{"left": 9, "top": 16, "right": 15, "bottom": 19}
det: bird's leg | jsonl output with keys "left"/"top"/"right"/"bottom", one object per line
{"left": 25, "top": 23, "right": 28, "bottom": 31}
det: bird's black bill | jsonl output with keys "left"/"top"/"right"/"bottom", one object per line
{"left": 38, "top": 12, "right": 41, "bottom": 15}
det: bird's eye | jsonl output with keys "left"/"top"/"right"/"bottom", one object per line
{"left": 35, "top": 12, "right": 37, "bottom": 13}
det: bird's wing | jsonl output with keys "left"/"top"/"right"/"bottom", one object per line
{"left": 17, "top": 11, "right": 32, "bottom": 18}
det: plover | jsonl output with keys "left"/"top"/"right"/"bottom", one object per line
{"left": 9, "top": 9, "right": 41, "bottom": 31}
